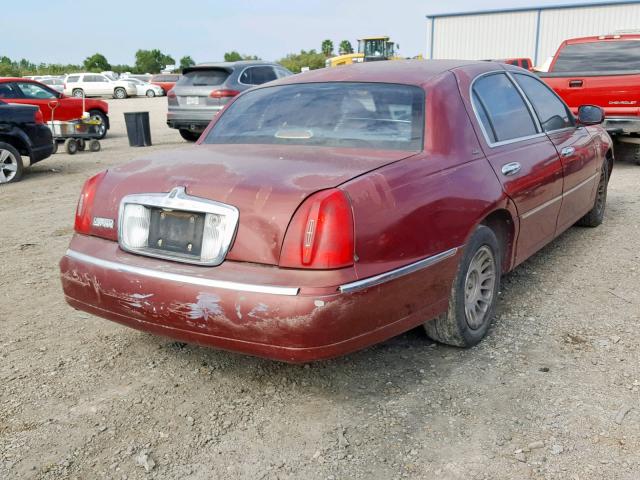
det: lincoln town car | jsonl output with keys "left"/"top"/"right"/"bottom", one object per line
{"left": 59, "top": 60, "right": 613, "bottom": 362}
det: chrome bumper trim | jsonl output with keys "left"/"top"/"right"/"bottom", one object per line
{"left": 65, "top": 249, "right": 300, "bottom": 296}
{"left": 339, "top": 247, "right": 459, "bottom": 294}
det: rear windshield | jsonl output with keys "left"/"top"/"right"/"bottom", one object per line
{"left": 554, "top": 40, "right": 640, "bottom": 72}
{"left": 177, "top": 69, "right": 230, "bottom": 86}
{"left": 203, "top": 82, "right": 425, "bottom": 151}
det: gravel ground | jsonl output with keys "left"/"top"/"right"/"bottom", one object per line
{"left": 1, "top": 97, "right": 639, "bottom": 480}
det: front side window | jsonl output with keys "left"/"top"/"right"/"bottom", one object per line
{"left": 239, "top": 66, "right": 277, "bottom": 85}
{"left": 553, "top": 40, "right": 640, "bottom": 72}
{"left": 16, "top": 82, "right": 57, "bottom": 99}
{"left": 203, "top": 82, "right": 424, "bottom": 151}
{"left": 472, "top": 73, "right": 537, "bottom": 143}
{"left": 514, "top": 74, "right": 574, "bottom": 131}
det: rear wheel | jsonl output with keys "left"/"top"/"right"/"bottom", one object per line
{"left": 72, "top": 88, "right": 84, "bottom": 98}
{"left": 114, "top": 87, "right": 127, "bottom": 99}
{"left": 88, "top": 110, "right": 108, "bottom": 139}
{"left": 0, "top": 142, "right": 24, "bottom": 184}
{"left": 179, "top": 129, "right": 201, "bottom": 142}
{"left": 146, "top": 89, "right": 156, "bottom": 97}
{"left": 424, "top": 225, "right": 501, "bottom": 347}
{"left": 577, "top": 160, "right": 608, "bottom": 227}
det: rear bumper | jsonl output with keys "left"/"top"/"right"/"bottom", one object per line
{"left": 30, "top": 142, "right": 54, "bottom": 164}
{"left": 166, "top": 109, "right": 220, "bottom": 131}
{"left": 603, "top": 117, "right": 640, "bottom": 134}
{"left": 59, "top": 235, "right": 457, "bottom": 362}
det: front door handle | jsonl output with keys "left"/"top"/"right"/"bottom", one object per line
{"left": 501, "top": 162, "right": 521, "bottom": 176}
{"left": 561, "top": 146, "right": 575, "bottom": 157}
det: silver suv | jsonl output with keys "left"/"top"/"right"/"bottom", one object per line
{"left": 167, "top": 61, "right": 292, "bottom": 141}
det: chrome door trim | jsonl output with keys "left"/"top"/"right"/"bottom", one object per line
{"left": 65, "top": 249, "right": 300, "bottom": 296}
{"left": 339, "top": 247, "right": 459, "bottom": 294}
{"left": 563, "top": 171, "right": 599, "bottom": 197}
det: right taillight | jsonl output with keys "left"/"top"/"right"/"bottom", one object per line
{"left": 209, "top": 89, "right": 240, "bottom": 99}
{"left": 74, "top": 171, "right": 107, "bottom": 235}
{"left": 280, "top": 189, "right": 354, "bottom": 269}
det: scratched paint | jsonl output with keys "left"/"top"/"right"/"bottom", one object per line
{"left": 187, "top": 293, "right": 223, "bottom": 321}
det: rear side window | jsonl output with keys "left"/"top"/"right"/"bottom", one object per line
{"left": 0, "top": 83, "right": 21, "bottom": 99}
{"left": 472, "top": 73, "right": 537, "bottom": 143}
{"left": 177, "top": 69, "right": 230, "bottom": 86}
{"left": 66, "top": 75, "right": 80, "bottom": 83}
{"left": 554, "top": 40, "right": 640, "bottom": 72}
{"left": 239, "top": 66, "right": 277, "bottom": 85}
{"left": 275, "top": 67, "right": 292, "bottom": 78}
{"left": 204, "top": 82, "right": 425, "bottom": 151}
{"left": 514, "top": 74, "right": 574, "bottom": 131}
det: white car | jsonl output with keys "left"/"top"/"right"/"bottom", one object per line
{"left": 39, "top": 77, "right": 64, "bottom": 93}
{"left": 63, "top": 73, "right": 137, "bottom": 99}
{"left": 121, "top": 78, "right": 164, "bottom": 97}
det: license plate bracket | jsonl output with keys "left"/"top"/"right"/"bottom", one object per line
{"left": 186, "top": 96, "right": 199, "bottom": 105}
{"left": 147, "top": 209, "right": 205, "bottom": 258}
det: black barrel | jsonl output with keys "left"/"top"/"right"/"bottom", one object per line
{"left": 123, "top": 112, "right": 152, "bottom": 147}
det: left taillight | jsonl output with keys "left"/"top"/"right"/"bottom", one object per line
{"left": 34, "top": 109, "right": 44, "bottom": 125}
{"left": 74, "top": 171, "right": 107, "bottom": 235}
{"left": 280, "top": 189, "right": 354, "bottom": 269}
{"left": 209, "top": 89, "right": 240, "bottom": 99}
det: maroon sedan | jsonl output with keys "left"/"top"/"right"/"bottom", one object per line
{"left": 60, "top": 60, "right": 612, "bottom": 362}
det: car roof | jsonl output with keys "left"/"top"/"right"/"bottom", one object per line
{"left": 270, "top": 60, "right": 496, "bottom": 87}
{"left": 565, "top": 34, "right": 640, "bottom": 44}
{"left": 183, "top": 61, "right": 280, "bottom": 74}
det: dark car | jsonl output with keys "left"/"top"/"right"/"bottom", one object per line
{"left": 0, "top": 100, "right": 53, "bottom": 184}
{"left": 61, "top": 60, "right": 612, "bottom": 362}
{"left": 167, "top": 61, "right": 292, "bottom": 141}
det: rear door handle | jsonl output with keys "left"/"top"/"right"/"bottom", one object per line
{"left": 501, "top": 162, "right": 521, "bottom": 176}
{"left": 561, "top": 147, "right": 575, "bottom": 157}
{"left": 569, "top": 80, "right": 583, "bottom": 88}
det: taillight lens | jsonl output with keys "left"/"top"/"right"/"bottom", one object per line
{"left": 74, "top": 171, "right": 107, "bottom": 234}
{"left": 280, "top": 189, "right": 354, "bottom": 269}
{"left": 167, "top": 89, "right": 176, "bottom": 98}
{"left": 34, "top": 110, "right": 44, "bottom": 125}
{"left": 210, "top": 89, "right": 240, "bottom": 99}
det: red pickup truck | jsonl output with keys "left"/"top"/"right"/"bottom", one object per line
{"left": 539, "top": 34, "right": 640, "bottom": 164}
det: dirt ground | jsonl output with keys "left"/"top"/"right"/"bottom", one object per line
{"left": 1, "top": 97, "right": 639, "bottom": 480}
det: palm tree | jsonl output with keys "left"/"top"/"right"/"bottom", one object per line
{"left": 321, "top": 39, "right": 334, "bottom": 57}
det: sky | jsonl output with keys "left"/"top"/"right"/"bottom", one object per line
{"left": 2, "top": 0, "right": 614, "bottom": 66}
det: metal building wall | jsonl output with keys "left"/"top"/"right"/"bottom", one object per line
{"left": 428, "top": 2, "right": 640, "bottom": 66}
{"left": 538, "top": 4, "right": 640, "bottom": 63}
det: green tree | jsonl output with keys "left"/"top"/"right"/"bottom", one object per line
{"left": 321, "top": 39, "right": 334, "bottom": 57}
{"left": 339, "top": 40, "right": 354, "bottom": 55}
{"left": 134, "top": 49, "right": 175, "bottom": 74}
{"left": 223, "top": 51, "right": 260, "bottom": 62}
{"left": 83, "top": 53, "right": 111, "bottom": 72}
{"left": 179, "top": 55, "right": 196, "bottom": 70}
{"left": 278, "top": 49, "right": 326, "bottom": 73}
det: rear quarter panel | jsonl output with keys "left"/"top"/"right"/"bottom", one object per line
{"left": 342, "top": 71, "right": 509, "bottom": 281}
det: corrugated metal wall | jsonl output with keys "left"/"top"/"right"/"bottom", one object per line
{"left": 428, "top": 3, "right": 640, "bottom": 66}
{"left": 538, "top": 4, "right": 640, "bottom": 63}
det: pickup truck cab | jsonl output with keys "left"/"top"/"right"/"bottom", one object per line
{"left": 539, "top": 34, "right": 640, "bottom": 163}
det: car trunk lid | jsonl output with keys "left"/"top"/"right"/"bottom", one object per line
{"left": 174, "top": 67, "right": 233, "bottom": 109}
{"left": 91, "top": 144, "right": 418, "bottom": 266}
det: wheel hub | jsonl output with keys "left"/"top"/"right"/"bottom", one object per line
{"left": 464, "top": 245, "right": 496, "bottom": 330}
{"left": 0, "top": 149, "right": 18, "bottom": 183}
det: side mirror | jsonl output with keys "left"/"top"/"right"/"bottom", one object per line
{"left": 577, "top": 105, "right": 604, "bottom": 125}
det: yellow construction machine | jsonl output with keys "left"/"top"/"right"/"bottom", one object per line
{"left": 326, "top": 36, "right": 401, "bottom": 67}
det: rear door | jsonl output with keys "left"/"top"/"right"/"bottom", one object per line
{"left": 471, "top": 72, "right": 564, "bottom": 264}
{"left": 548, "top": 39, "right": 640, "bottom": 117}
{"left": 513, "top": 73, "right": 600, "bottom": 233}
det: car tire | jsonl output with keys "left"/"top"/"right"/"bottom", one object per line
{"left": 614, "top": 139, "right": 640, "bottom": 165}
{"left": 0, "top": 142, "right": 24, "bottom": 184}
{"left": 424, "top": 225, "right": 501, "bottom": 347}
{"left": 65, "top": 138, "right": 78, "bottom": 155}
{"left": 89, "top": 140, "right": 101, "bottom": 152}
{"left": 51, "top": 141, "right": 59, "bottom": 155}
{"left": 577, "top": 160, "right": 608, "bottom": 228}
{"left": 72, "top": 89, "right": 84, "bottom": 98}
{"left": 77, "top": 139, "right": 86, "bottom": 151}
{"left": 114, "top": 87, "right": 127, "bottom": 99}
{"left": 179, "top": 129, "right": 201, "bottom": 142}
{"left": 88, "top": 110, "right": 108, "bottom": 140}
{"left": 146, "top": 89, "right": 156, "bottom": 98}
